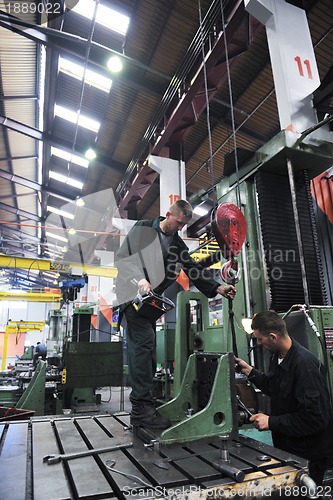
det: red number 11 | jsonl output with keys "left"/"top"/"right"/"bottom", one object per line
{"left": 295, "top": 56, "right": 313, "bottom": 79}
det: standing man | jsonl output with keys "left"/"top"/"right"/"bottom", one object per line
{"left": 33, "top": 341, "right": 47, "bottom": 369}
{"left": 116, "top": 199, "right": 236, "bottom": 429}
{"left": 235, "top": 311, "right": 333, "bottom": 486}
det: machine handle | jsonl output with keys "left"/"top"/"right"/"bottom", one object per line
{"left": 211, "top": 460, "right": 245, "bottom": 482}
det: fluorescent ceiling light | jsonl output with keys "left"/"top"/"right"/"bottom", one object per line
{"left": 71, "top": 0, "right": 130, "bottom": 35}
{"left": 49, "top": 171, "right": 84, "bottom": 190}
{"left": 193, "top": 206, "right": 209, "bottom": 217}
{"left": 44, "top": 241, "right": 66, "bottom": 250}
{"left": 44, "top": 250, "right": 64, "bottom": 258}
{"left": 51, "top": 146, "right": 89, "bottom": 168}
{"left": 58, "top": 57, "right": 112, "bottom": 93}
{"left": 54, "top": 104, "right": 100, "bottom": 133}
{"left": 47, "top": 205, "right": 75, "bottom": 220}
{"left": 45, "top": 231, "right": 68, "bottom": 243}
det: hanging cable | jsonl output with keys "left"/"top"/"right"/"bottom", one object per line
{"left": 67, "top": 0, "right": 99, "bottom": 182}
{"left": 198, "top": 0, "right": 216, "bottom": 203}
{"left": 219, "top": 0, "right": 241, "bottom": 209}
{"left": 186, "top": 88, "right": 275, "bottom": 185}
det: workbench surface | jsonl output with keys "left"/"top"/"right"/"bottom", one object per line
{"left": 0, "top": 413, "right": 309, "bottom": 499}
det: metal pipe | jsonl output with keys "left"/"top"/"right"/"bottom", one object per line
{"left": 296, "top": 471, "right": 319, "bottom": 499}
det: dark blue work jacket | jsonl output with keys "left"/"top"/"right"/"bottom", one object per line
{"left": 248, "top": 339, "right": 332, "bottom": 460}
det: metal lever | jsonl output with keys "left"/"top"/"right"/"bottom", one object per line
{"left": 43, "top": 442, "right": 133, "bottom": 465}
{"left": 236, "top": 394, "right": 253, "bottom": 417}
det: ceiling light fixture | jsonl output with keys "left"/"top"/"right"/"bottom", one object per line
{"left": 47, "top": 205, "right": 75, "bottom": 220}
{"left": 68, "top": 228, "right": 77, "bottom": 235}
{"left": 76, "top": 197, "right": 85, "bottom": 207}
{"left": 44, "top": 250, "right": 64, "bottom": 259}
{"left": 54, "top": 104, "right": 100, "bottom": 133}
{"left": 84, "top": 148, "right": 96, "bottom": 160}
{"left": 107, "top": 55, "right": 123, "bottom": 73}
{"left": 49, "top": 171, "right": 84, "bottom": 190}
{"left": 58, "top": 57, "right": 112, "bottom": 93}
{"left": 45, "top": 231, "right": 69, "bottom": 243}
{"left": 51, "top": 146, "right": 89, "bottom": 168}
{"left": 71, "top": 0, "right": 130, "bottom": 36}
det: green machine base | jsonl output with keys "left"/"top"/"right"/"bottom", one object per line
{"left": 16, "top": 360, "right": 46, "bottom": 416}
{"left": 158, "top": 352, "right": 238, "bottom": 445}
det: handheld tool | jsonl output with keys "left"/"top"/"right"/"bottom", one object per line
{"left": 132, "top": 291, "right": 175, "bottom": 321}
{"left": 43, "top": 442, "right": 133, "bottom": 465}
{"left": 236, "top": 394, "right": 253, "bottom": 418}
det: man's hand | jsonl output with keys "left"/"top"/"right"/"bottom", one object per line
{"left": 249, "top": 413, "right": 269, "bottom": 431}
{"left": 216, "top": 284, "right": 237, "bottom": 300}
{"left": 137, "top": 278, "right": 153, "bottom": 296}
{"left": 234, "top": 356, "right": 253, "bottom": 377}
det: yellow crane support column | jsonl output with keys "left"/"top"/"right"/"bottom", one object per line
{"left": 1, "top": 321, "right": 45, "bottom": 371}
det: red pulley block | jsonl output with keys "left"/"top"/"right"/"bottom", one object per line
{"left": 211, "top": 202, "right": 247, "bottom": 260}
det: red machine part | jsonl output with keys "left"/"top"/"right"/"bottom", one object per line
{"left": 212, "top": 202, "right": 247, "bottom": 284}
{"left": 212, "top": 202, "right": 247, "bottom": 259}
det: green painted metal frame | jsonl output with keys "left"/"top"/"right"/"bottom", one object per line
{"left": 173, "top": 291, "right": 249, "bottom": 396}
{"left": 158, "top": 352, "right": 238, "bottom": 445}
{"left": 16, "top": 360, "right": 46, "bottom": 416}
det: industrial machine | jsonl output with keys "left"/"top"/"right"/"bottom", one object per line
{"left": 0, "top": 304, "right": 124, "bottom": 415}
{"left": 151, "top": 128, "right": 333, "bottom": 446}
{"left": 1, "top": 1, "right": 332, "bottom": 497}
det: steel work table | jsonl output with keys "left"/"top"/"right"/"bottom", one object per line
{"left": 0, "top": 413, "right": 309, "bottom": 499}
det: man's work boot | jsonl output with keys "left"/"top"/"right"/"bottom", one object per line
{"left": 130, "top": 405, "right": 171, "bottom": 429}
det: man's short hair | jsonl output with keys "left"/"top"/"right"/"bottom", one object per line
{"left": 169, "top": 199, "right": 193, "bottom": 220}
{"left": 251, "top": 311, "right": 287, "bottom": 337}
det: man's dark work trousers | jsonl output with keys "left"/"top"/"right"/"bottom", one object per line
{"left": 124, "top": 304, "right": 156, "bottom": 406}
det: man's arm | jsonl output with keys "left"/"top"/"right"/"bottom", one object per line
{"left": 178, "top": 240, "right": 237, "bottom": 299}
{"left": 235, "top": 356, "right": 271, "bottom": 394}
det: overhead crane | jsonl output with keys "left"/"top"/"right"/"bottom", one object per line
{"left": 0, "top": 254, "right": 118, "bottom": 279}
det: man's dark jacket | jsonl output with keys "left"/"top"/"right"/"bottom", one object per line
{"left": 115, "top": 216, "right": 221, "bottom": 305}
{"left": 248, "top": 339, "right": 333, "bottom": 460}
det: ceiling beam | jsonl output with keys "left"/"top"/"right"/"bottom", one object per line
{"left": 0, "top": 201, "right": 40, "bottom": 222}
{"left": 117, "top": 0, "right": 255, "bottom": 215}
{"left": 0, "top": 167, "right": 75, "bottom": 204}
{"left": 0, "top": 116, "right": 127, "bottom": 173}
